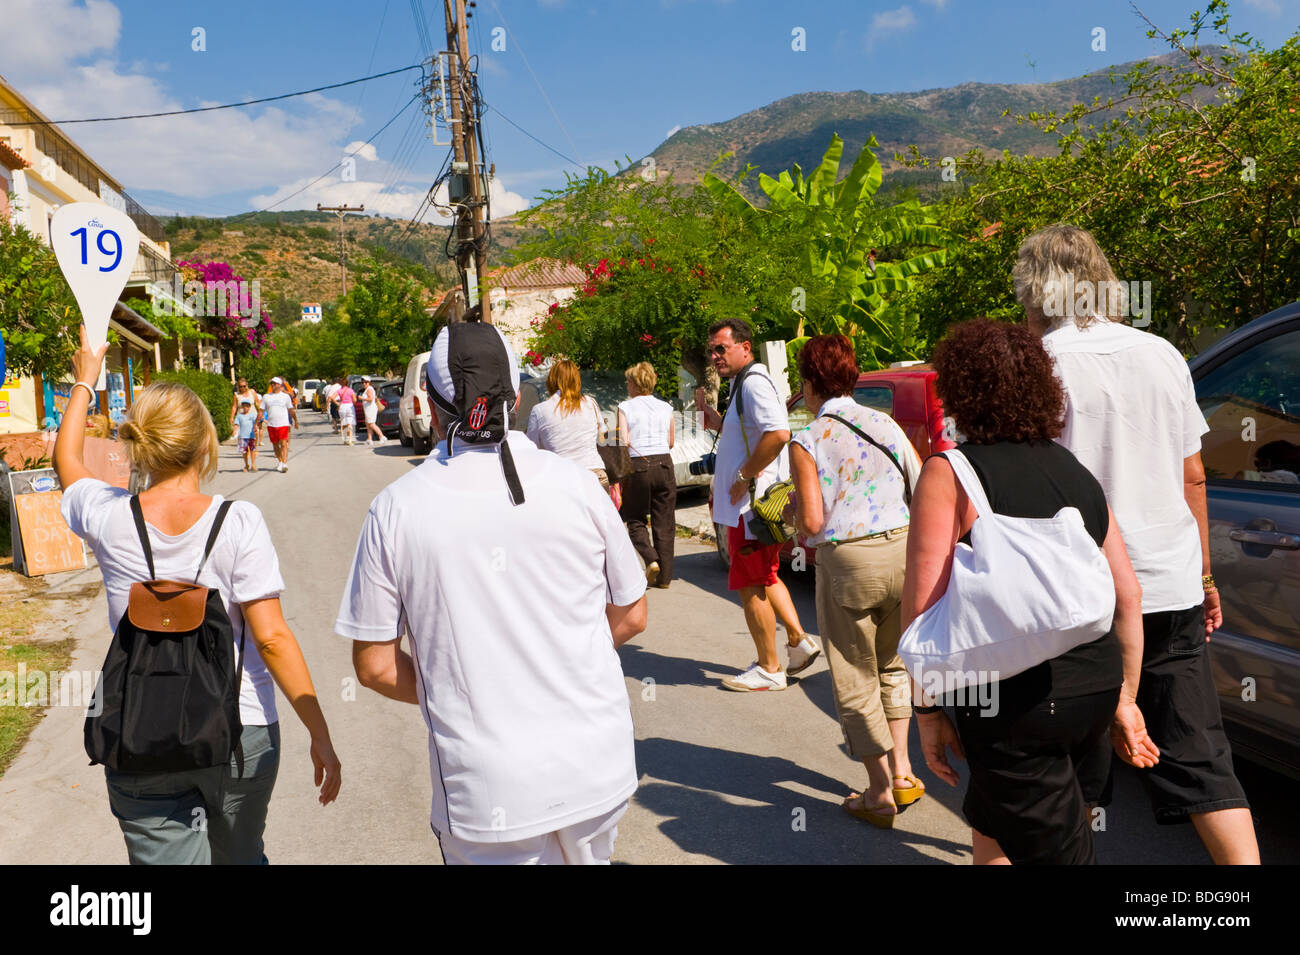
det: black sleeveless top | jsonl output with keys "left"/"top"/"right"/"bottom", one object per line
{"left": 951, "top": 440, "right": 1122, "bottom": 700}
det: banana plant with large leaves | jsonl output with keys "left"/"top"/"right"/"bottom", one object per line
{"left": 702, "top": 133, "right": 953, "bottom": 367}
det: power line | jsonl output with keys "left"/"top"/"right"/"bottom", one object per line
{"left": 15, "top": 65, "right": 422, "bottom": 126}
{"left": 227, "top": 92, "right": 421, "bottom": 220}
{"left": 485, "top": 104, "right": 581, "bottom": 168}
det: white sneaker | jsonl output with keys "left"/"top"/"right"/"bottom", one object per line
{"left": 786, "top": 634, "right": 821, "bottom": 675}
{"left": 721, "top": 662, "right": 787, "bottom": 692}
{"left": 278, "top": 462, "right": 286, "bottom": 473}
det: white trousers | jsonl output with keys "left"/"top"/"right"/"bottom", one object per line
{"left": 437, "top": 801, "right": 627, "bottom": 866}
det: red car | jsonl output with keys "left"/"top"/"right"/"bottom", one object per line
{"left": 713, "top": 364, "right": 954, "bottom": 568}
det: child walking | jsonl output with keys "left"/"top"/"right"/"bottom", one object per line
{"left": 236, "top": 399, "right": 259, "bottom": 471}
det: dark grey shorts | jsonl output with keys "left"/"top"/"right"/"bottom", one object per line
{"left": 105, "top": 722, "right": 281, "bottom": 864}
{"left": 1136, "top": 605, "right": 1249, "bottom": 824}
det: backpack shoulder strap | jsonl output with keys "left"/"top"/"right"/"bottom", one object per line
{"left": 129, "top": 495, "right": 156, "bottom": 580}
{"left": 820, "top": 411, "right": 913, "bottom": 506}
{"left": 193, "top": 500, "right": 234, "bottom": 582}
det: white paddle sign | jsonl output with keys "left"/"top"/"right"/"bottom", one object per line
{"left": 51, "top": 203, "right": 140, "bottom": 391}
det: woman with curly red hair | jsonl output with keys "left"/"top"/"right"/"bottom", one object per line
{"left": 788, "top": 334, "right": 921, "bottom": 826}
{"left": 901, "top": 319, "right": 1154, "bottom": 864}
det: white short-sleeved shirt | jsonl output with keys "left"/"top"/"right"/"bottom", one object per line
{"left": 711, "top": 362, "right": 790, "bottom": 537}
{"left": 791, "top": 395, "right": 921, "bottom": 546}
{"left": 619, "top": 395, "right": 672, "bottom": 457}
{"left": 1043, "top": 319, "right": 1210, "bottom": 612}
{"left": 526, "top": 393, "right": 605, "bottom": 471}
{"left": 261, "top": 391, "right": 293, "bottom": 429}
{"left": 61, "top": 479, "right": 285, "bottom": 725}
{"left": 335, "top": 432, "right": 646, "bottom": 843}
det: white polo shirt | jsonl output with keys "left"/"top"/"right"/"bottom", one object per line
{"left": 335, "top": 431, "right": 646, "bottom": 842}
{"left": 1042, "top": 319, "right": 1209, "bottom": 613}
{"left": 711, "top": 362, "right": 790, "bottom": 536}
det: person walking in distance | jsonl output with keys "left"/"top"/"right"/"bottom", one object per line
{"left": 335, "top": 377, "right": 357, "bottom": 446}
{"left": 617, "top": 362, "right": 677, "bottom": 589}
{"left": 1016, "top": 224, "right": 1258, "bottom": 864}
{"left": 235, "top": 399, "right": 259, "bottom": 472}
{"left": 526, "top": 358, "right": 609, "bottom": 487}
{"left": 322, "top": 379, "right": 342, "bottom": 433}
{"left": 54, "top": 326, "right": 341, "bottom": 864}
{"left": 230, "top": 377, "right": 262, "bottom": 467}
{"left": 695, "top": 318, "right": 817, "bottom": 691}
{"left": 338, "top": 323, "right": 648, "bottom": 865}
{"left": 360, "top": 376, "right": 387, "bottom": 446}
{"left": 261, "top": 377, "right": 298, "bottom": 473}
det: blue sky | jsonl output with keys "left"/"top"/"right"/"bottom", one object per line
{"left": 1, "top": 0, "right": 1295, "bottom": 224}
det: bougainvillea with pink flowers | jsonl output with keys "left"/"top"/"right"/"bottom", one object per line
{"left": 177, "top": 259, "right": 275, "bottom": 358}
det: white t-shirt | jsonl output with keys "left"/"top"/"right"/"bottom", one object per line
{"left": 61, "top": 479, "right": 284, "bottom": 725}
{"left": 711, "top": 362, "right": 790, "bottom": 536}
{"left": 619, "top": 395, "right": 672, "bottom": 457}
{"left": 335, "top": 432, "right": 646, "bottom": 842}
{"left": 261, "top": 391, "right": 293, "bottom": 429}
{"left": 526, "top": 393, "right": 605, "bottom": 471}
{"left": 1042, "top": 319, "right": 1209, "bottom": 613}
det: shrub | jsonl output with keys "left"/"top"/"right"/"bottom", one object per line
{"left": 152, "top": 369, "right": 234, "bottom": 442}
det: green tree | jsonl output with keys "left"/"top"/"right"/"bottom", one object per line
{"left": 0, "top": 214, "right": 79, "bottom": 379}
{"left": 906, "top": 0, "right": 1300, "bottom": 353}
{"left": 336, "top": 256, "right": 439, "bottom": 377}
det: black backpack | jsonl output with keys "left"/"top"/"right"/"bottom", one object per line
{"left": 85, "top": 496, "right": 245, "bottom": 775}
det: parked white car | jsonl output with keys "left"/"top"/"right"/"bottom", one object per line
{"left": 398, "top": 350, "right": 434, "bottom": 454}
{"left": 295, "top": 378, "right": 324, "bottom": 409}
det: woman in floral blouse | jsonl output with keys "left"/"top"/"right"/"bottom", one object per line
{"left": 788, "top": 334, "right": 923, "bottom": 828}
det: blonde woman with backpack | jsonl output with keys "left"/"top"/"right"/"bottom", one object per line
{"left": 53, "top": 326, "right": 341, "bottom": 865}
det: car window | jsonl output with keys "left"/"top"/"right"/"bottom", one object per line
{"left": 1197, "top": 327, "right": 1300, "bottom": 486}
{"left": 788, "top": 384, "right": 894, "bottom": 433}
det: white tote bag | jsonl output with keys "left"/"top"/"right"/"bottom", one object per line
{"left": 898, "top": 449, "right": 1115, "bottom": 691}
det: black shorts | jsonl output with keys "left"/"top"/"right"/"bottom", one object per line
{"left": 330, "top": 404, "right": 340, "bottom": 420}
{"left": 954, "top": 684, "right": 1120, "bottom": 865}
{"left": 1135, "top": 605, "right": 1249, "bottom": 824}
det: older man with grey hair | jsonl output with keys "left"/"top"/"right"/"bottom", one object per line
{"left": 337, "top": 322, "right": 648, "bottom": 864}
{"left": 1015, "top": 223, "right": 1257, "bottom": 865}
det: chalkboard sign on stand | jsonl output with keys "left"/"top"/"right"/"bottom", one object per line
{"left": 6, "top": 468, "right": 86, "bottom": 576}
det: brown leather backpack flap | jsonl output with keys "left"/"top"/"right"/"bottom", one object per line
{"left": 127, "top": 580, "right": 209, "bottom": 632}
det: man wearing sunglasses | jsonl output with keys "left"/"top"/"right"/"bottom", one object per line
{"left": 695, "top": 318, "right": 817, "bottom": 691}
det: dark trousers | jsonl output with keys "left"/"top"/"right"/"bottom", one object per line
{"left": 619, "top": 453, "right": 677, "bottom": 584}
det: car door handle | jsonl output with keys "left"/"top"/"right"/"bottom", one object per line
{"left": 1228, "top": 528, "right": 1300, "bottom": 549}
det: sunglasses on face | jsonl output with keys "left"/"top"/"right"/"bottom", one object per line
{"left": 708, "top": 342, "right": 734, "bottom": 357}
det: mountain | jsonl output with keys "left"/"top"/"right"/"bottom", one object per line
{"left": 645, "top": 49, "right": 1219, "bottom": 200}
{"left": 163, "top": 210, "right": 539, "bottom": 311}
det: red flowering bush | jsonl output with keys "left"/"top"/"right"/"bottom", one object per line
{"left": 177, "top": 259, "right": 274, "bottom": 358}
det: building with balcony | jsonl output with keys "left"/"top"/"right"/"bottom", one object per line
{"left": 0, "top": 71, "right": 185, "bottom": 434}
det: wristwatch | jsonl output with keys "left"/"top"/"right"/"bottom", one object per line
{"left": 1202, "top": 573, "right": 1217, "bottom": 592}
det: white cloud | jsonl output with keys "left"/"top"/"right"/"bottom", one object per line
{"left": 0, "top": 0, "right": 120, "bottom": 78}
{"left": 344, "top": 141, "right": 380, "bottom": 162}
{"left": 665, "top": 124, "right": 682, "bottom": 139}
{"left": 1242, "top": 0, "right": 1282, "bottom": 13}
{"left": 0, "top": 0, "right": 421, "bottom": 210}
{"left": 866, "top": 6, "right": 917, "bottom": 52}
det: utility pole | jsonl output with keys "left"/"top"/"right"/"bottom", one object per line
{"left": 316, "top": 202, "right": 365, "bottom": 297}
{"left": 440, "top": 0, "right": 492, "bottom": 323}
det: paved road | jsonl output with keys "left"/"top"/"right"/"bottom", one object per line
{"left": 2, "top": 412, "right": 1297, "bottom": 864}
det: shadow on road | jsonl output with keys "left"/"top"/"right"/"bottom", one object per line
{"left": 633, "top": 737, "right": 971, "bottom": 864}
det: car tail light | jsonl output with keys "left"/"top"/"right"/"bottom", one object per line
{"left": 413, "top": 396, "right": 421, "bottom": 416}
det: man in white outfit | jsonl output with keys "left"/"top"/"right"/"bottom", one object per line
{"left": 337, "top": 322, "right": 648, "bottom": 864}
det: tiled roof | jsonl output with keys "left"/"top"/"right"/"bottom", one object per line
{"left": 0, "top": 138, "right": 29, "bottom": 170}
{"left": 429, "top": 257, "right": 587, "bottom": 309}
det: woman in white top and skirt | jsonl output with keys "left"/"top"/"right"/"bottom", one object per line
{"left": 618, "top": 362, "right": 676, "bottom": 588}
{"left": 526, "top": 359, "right": 609, "bottom": 487}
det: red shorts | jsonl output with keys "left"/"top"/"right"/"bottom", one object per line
{"left": 267, "top": 425, "right": 290, "bottom": 444}
{"left": 727, "top": 522, "right": 782, "bottom": 591}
